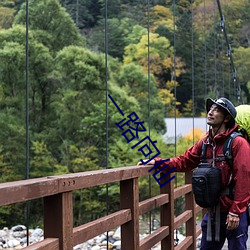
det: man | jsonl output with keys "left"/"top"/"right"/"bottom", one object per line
{"left": 140, "top": 97, "right": 250, "bottom": 250}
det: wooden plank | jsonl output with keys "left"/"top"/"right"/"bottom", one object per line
{"left": 120, "top": 178, "right": 139, "bottom": 250}
{"left": 195, "top": 204, "right": 203, "bottom": 213}
{"left": 73, "top": 209, "right": 131, "bottom": 245}
{"left": 196, "top": 226, "right": 202, "bottom": 237}
{"left": 175, "top": 236, "right": 193, "bottom": 250}
{"left": 185, "top": 172, "right": 196, "bottom": 250}
{"left": 0, "top": 177, "right": 59, "bottom": 206}
{"left": 0, "top": 165, "right": 151, "bottom": 206}
{"left": 161, "top": 173, "right": 175, "bottom": 250}
{"left": 139, "top": 194, "right": 169, "bottom": 215}
{"left": 174, "top": 184, "right": 192, "bottom": 199}
{"left": 140, "top": 226, "right": 169, "bottom": 250}
{"left": 174, "top": 210, "right": 192, "bottom": 229}
{"left": 22, "top": 238, "right": 59, "bottom": 250}
{"left": 44, "top": 192, "right": 73, "bottom": 250}
{"left": 58, "top": 165, "right": 151, "bottom": 192}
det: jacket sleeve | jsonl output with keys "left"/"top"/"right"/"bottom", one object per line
{"left": 155, "top": 139, "right": 203, "bottom": 173}
{"left": 229, "top": 136, "right": 250, "bottom": 215}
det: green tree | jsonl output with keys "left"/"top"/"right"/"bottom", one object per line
{"left": 116, "top": 63, "right": 166, "bottom": 132}
{"left": 14, "top": 0, "right": 84, "bottom": 52}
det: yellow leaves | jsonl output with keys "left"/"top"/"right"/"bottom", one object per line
{"left": 158, "top": 88, "right": 174, "bottom": 105}
{"left": 184, "top": 128, "right": 205, "bottom": 142}
{"left": 124, "top": 32, "right": 175, "bottom": 76}
{"left": 0, "top": 7, "right": 15, "bottom": 29}
{"left": 149, "top": 5, "right": 174, "bottom": 32}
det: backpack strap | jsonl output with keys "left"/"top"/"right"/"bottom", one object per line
{"left": 200, "top": 142, "right": 208, "bottom": 162}
{"left": 223, "top": 132, "right": 242, "bottom": 200}
{"left": 223, "top": 131, "right": 242, "bottom": 169}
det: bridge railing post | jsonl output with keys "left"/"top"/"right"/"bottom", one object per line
{"left": 44, "top": 192, "right": 73, "bottom": 250}
{"left": 120, "top": 178, "right": 139, "bottom": 250}
{"left": 161, "top": 173, "right": 174, "bottom": 250}
{"left": 185, "top": 172, "right": 196, "bottom": 250}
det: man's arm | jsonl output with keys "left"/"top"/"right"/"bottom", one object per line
{"left": 230, "top": 136, "right": 250, "bottom": 215}
{"left": 154, "top": 139, "right": 204, "bottom": 173}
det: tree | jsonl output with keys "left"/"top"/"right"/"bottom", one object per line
{"left": 116, "top": 63, "right": 166, "bottom": 132}
{"left": 14, "top": 0, "right": 84, "bottom": 52}
{"left": 0, "top": 6, "right": 15, "bottom": 29}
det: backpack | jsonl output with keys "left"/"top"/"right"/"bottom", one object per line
{"left": 192, "top": 132, "right": 241, "bottom": 208}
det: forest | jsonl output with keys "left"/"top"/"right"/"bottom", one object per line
{"left": 0, "top": 0, "right": 249, "bottom": 228}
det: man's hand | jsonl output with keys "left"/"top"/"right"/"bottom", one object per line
{"left": 137, "top": 159, "right": 155, "bottom": 166}
{"left": 226, "top": 213, "right": 240, "bottom": 230}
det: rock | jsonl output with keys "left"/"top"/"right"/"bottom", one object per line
{"left": 11, "top": 226, "right": 26, "bottom": 232}
{"left": 108, "top": 236, "right": 116, "bottom": 243}
{"left": 107, "top": 231, "right": 114, "bottom": 237}
{"left": 7, "top": 239, "right": 20, "bottom": 247}
{"left": 100, "top": 240, "right": 108, "bottom": 246}
{"left": 14, "top": 245, "right": 23, "bottom": 249}
{"left": 95, "top": 234, "right": 106, "bottom": 243}
{"left": 0, "top": 230, "right": 7, "bottom": 238}
{"left": 30, "top": 228, "right": 43, "bottom": 238}
{"left": 113, "top": 227, "right": 120, "bottom": 240}
{"left": 87, "top": 238, "right": 94, "bottom": 245}
{"left": 92, "top": 245, "right": 101, "bottom": 250}
{"left": 113, "top": 240, "right": 121, "bottom": 249}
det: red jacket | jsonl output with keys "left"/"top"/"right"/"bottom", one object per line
{"left": 155, "top": 124, "right": 250, "bottom": 216}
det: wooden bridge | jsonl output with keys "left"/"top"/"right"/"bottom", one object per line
{"left": 0, "top": 164, "right": 203, "bottom": 250}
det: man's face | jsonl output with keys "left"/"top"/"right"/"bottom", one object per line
{"left": 207, "top": 104, "right": 226, "bottom": 127}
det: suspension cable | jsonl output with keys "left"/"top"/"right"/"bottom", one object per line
{"left": 172, "top": 0, "right": 179, "bottom": 245}
{"left": 147, "top": 0, "right": 152, "bottom": 234}
{"left": 25, "top": 0, "right": 30, "bottom": 245}
{"left": 105, "top": 0, "right": 109, "bottom": 248}
{"left": 191, "top": 0, "right": 195, "bottom": 145}
{"left": 203, "top": 0, "right": 207, "bottom": 98}
{"left": 213, "top": 0, "right": 217, "bottom": 96}
{"left": 216, "top": 0, "right": 242, "bottom": 104}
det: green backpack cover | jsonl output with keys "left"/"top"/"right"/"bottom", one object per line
{"left": 235, "top": 105, "right": 250, "bottom": 140}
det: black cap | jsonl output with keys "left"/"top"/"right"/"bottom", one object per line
{"left": 206, "top": 97, "right": 237, "bottom": 119}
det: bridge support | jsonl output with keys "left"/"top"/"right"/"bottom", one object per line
{"left": 161, "top": 173, "right": 175, "bottom": 250}
{"left": 44, "top": 192, "right": 73, "bottom": 250}
{"left": 120, "top": 178, "right": 139, "bottom": 250}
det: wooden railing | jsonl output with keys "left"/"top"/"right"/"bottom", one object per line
{"left": 0, "top": 165, "right": 203, "bottom": 250}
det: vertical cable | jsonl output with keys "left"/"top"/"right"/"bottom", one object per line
{"left": 191, "top": 0, "right": 195, "bottom": 145}
{"left": 213, "top": 0, "right": 217, "bottom": 96}
{"left": 216, "top": 0, "right": 242, "bottom": 103}
{"left": 173, "top": 0, "right": 179, "bottom": 244}
{"left": 203, "top": 0, "right": 207, "bottom": 98}
{"left": 147, "top": 0, "right": 152, "bottom": 234}
{"left": 25, "top": 0, "right": 30, "bottom": 245}
{"left": 173, "top": 1, "right": 176, "bottom": 157}
{"left": 105, "top": 0, "right": 109, "bottom": 248}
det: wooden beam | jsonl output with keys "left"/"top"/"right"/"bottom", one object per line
{"left": 139, "top": 226, "right": 169, "bottom": 250}
{"left": 44, "top": 192, "right": 73, "bottom": 250}
{"left": 22, "top": 238, "right": 59, "bottom": 250}
{"left": 139, "top": 194, "right": 169, "bottom": 215}
{"left": 160, "top": 173, "right": 175, "bottom": 250}
{"left": 175, "top": 236, "right": 193, "bottom": 250}
{"left": 195, "top": 204, "right": 203, "bottom": 213}
{"left": 196, "top": 226, "right": 202, "bottom": 237}
{"left": 0, "top": 177, "right": 59, "bottom": 206}
{"left": 174, "top": 210, "right": 192, "bottom": 229}
{"left": 174, "top": 184, "right": 192, "bottom": 199}
{"left": 58, "top": 165, "right": 151, "bottom": 192}
{"left": 73, "top": 209, "right": 131, "bottom": 245}
{"left": 0, "top": 165, "right": 152, "bottom": 206}
{"left": 185, "top": 172, "right": 196, "bottom": 250}
{"left": 120, "top": 178, "right": 139, "bottom": 250}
